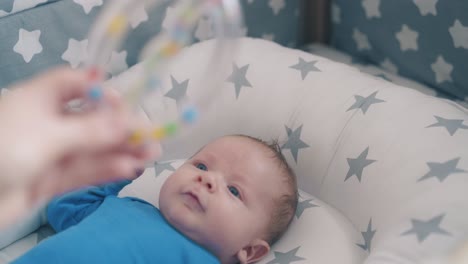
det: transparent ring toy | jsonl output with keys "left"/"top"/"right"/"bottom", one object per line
{"left": 85, "top": 0, "right": 243, "bottom": 144}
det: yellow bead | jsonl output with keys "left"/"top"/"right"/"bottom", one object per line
{"left": 152, "top": 127, "right": 166, "bottom": 140}
{"left": 107, "top": 15, "right": 127, "bottom": 36}
{"left": 161, "top": 42, "right": 181, "bottom": 56}
{"left": 129, "top": 130, "right": 145, "bottom": 145}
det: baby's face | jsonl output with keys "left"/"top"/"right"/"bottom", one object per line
{"left": 159, "top": 136, "right": 284, "bottom": 263}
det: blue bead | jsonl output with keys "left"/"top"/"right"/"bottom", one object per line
{"left": 88, "top": 86, "right": 102, "bottom": 101}
{"left": 182, "top": 107, "right": 198, "bottom": 124}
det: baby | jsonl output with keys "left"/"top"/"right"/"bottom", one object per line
{"left": 12, "top": 135, "right": 298, "bottom": 264}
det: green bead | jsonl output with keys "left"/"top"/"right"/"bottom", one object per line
{"left": 164, "top": 123, "right": 178, "bottom": 135}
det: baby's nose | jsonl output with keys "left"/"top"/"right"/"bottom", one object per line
{"left": 196, "top": 173, "right": 216, "bottom": 192}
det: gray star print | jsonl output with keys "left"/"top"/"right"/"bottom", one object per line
{"left": 347, "top": 91, "right": 385, "bottom": 114}
{"left": 226, "top": 63, "right": 252, "bottom": 99}
{"left": 401, "top": 214, "right": 451, "bottom": 243}
{"left": 418, "top": 157, "right": 466, "bottom": 182}
{"left": 154, "top": 161, "right": 176, "bottom": 177}
{"left": 295, "top": 199, "right": 318, "bottom": 218}
{"left": 281, "top": 125, "right": 310, "bottom": 163}
{"left": 289, "top": 57, "right": 321, "bottom": 80}
{"left": 345, "top": 147, "right": 376, "bottom": 182}
{"left": 164, "top": 75, "right": 189, "bottom": 106}
{"left": 427, "top": 116, "right": 468, "bottom": 136}
{"left": 266, "top": 246, "right": 305, "bottom": 264}
{"left": 356, "top": 219, "right": 376, "bottom": 252}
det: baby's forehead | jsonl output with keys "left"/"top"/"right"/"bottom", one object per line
{"left": 197, "top": 137, "right": 278, "bottom": 164}
{"left": 204, "top": 136, "right": 273, "bottom": 153}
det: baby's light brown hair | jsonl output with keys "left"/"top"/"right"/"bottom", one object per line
{"left": 236, "top": 135, "right": 298, "bottom": 246}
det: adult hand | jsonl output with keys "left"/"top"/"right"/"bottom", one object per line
{"left": 0, "top": 67, "right": 160, "bottom": 228}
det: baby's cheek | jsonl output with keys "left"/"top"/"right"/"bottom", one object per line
{"left": 218, "top": 205, "right": 248, "bottom": 229}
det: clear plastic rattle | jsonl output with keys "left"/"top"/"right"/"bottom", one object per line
{"left": 85, "top": 0, "right": 243, "bottom": 145}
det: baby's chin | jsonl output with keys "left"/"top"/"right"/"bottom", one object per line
{"left": 164, "top": 214, "right": 222, "bottom": 258}
{"left": 160, "top": 207, "right": 202, "bottom": 241}
{"left": 158, "top": 200, "right": 225, "bottom": 259}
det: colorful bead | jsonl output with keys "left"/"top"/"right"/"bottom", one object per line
{"left": 161, "top": 42, "right": 181, "bottom": 56}
{"left": 129, "top": 130, "right": 145, "bottom": 145}
{"left": 91, "top": 0, "right": 238, "bottom": 146}
{"left": 108, "top": 15, "right": 127, "bottom": 36}
{"left": 164, "top": 123, "right": 179, "bottom": 136}
{"left": 88, "top": 85, "right": 103, "bottom": 101}
{"left": 152, "top": 127, "right": 166, "bottom": 140}
{"left": 182, "top": 107, "right": 198, "bottom": 124}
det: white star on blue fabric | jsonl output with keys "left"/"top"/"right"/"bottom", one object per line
{"left": 396, "top": 24, "right": 419, "bottom": 51}
{"left": 427, "top": 115, "right": 468, "bottom": 136}
{"left": 226, "top": 63, "right": 252, "bottom": 99}
{"left": 347, "top": 91, "right": 385, "bottom": 114}
{"left": 332, "top": 3, "right": 341, "bottom": 24}
{"left": 165, "top": 75, "right": 189, "bottom": 106}
{"left": 353, "top": 28, "right": 372, "bottom": 51}
{"left": 281, "top": 125, "right": 310, "bottom": 163}
{"left": 266, "top": 247, "right": 305, "bottom": 264}
{"left": 295, "top": 199, "right": 318, "bottom": 218}
{"left": 362, "top": 0, "right": 381, "bottom": 19}
{"left": 345, "top": 147, "right": 376, "bottom": 182}
{"left": 418, "top": 157, "right": 466, "bottom": 182}
{"left": 73, "top": 0, "right": 103, "bottom": 14}
{"left": 449, "top": 20, "right": 468, "bottom": 49}
{"left": 413, "top": 0, "right": 438, "bottom": 16}
{"left": 14, "top": 29, "right": 43, "bottom": 63}
{"left": 62, "top": 38, "right": 88, "bottom": 68}
{"left": 268, "top": 0, "right": 285, "bottom": 15}
{"left": 380, "top": 58, "right": 398, "bottom": 74}
{"left": 431, "top": 55, "right": 453, "bottom": 83}
{"left": 128, "top": 4, "right": 148, "bottom": 28}
{"left": 154, "top": 161, "right": 176, "bottom": 176}
{"left": 262, "top": 33, "right": 275, "bottom": 41}
{"left": 289, "top": 57, "right": 320, "bottom": 80}
{"left": 401, "top": 214, "right": 451, "bottom": 243}
{"left": 356, "top": 219, "right": 376, "bottom": 252}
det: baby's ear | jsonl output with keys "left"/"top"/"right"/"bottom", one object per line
{"left": 236, "top": 239, "right": 270, "bottom": 264}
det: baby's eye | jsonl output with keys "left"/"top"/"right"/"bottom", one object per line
{"left": 228, "top": 186, "right": 241, "bottom": 199}
{"left": 195, "top": 163, "right": 207, "bottom": 171}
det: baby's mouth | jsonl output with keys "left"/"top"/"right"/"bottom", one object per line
{"left": 184, "top": 191, "right": 205, "bottom": 212}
